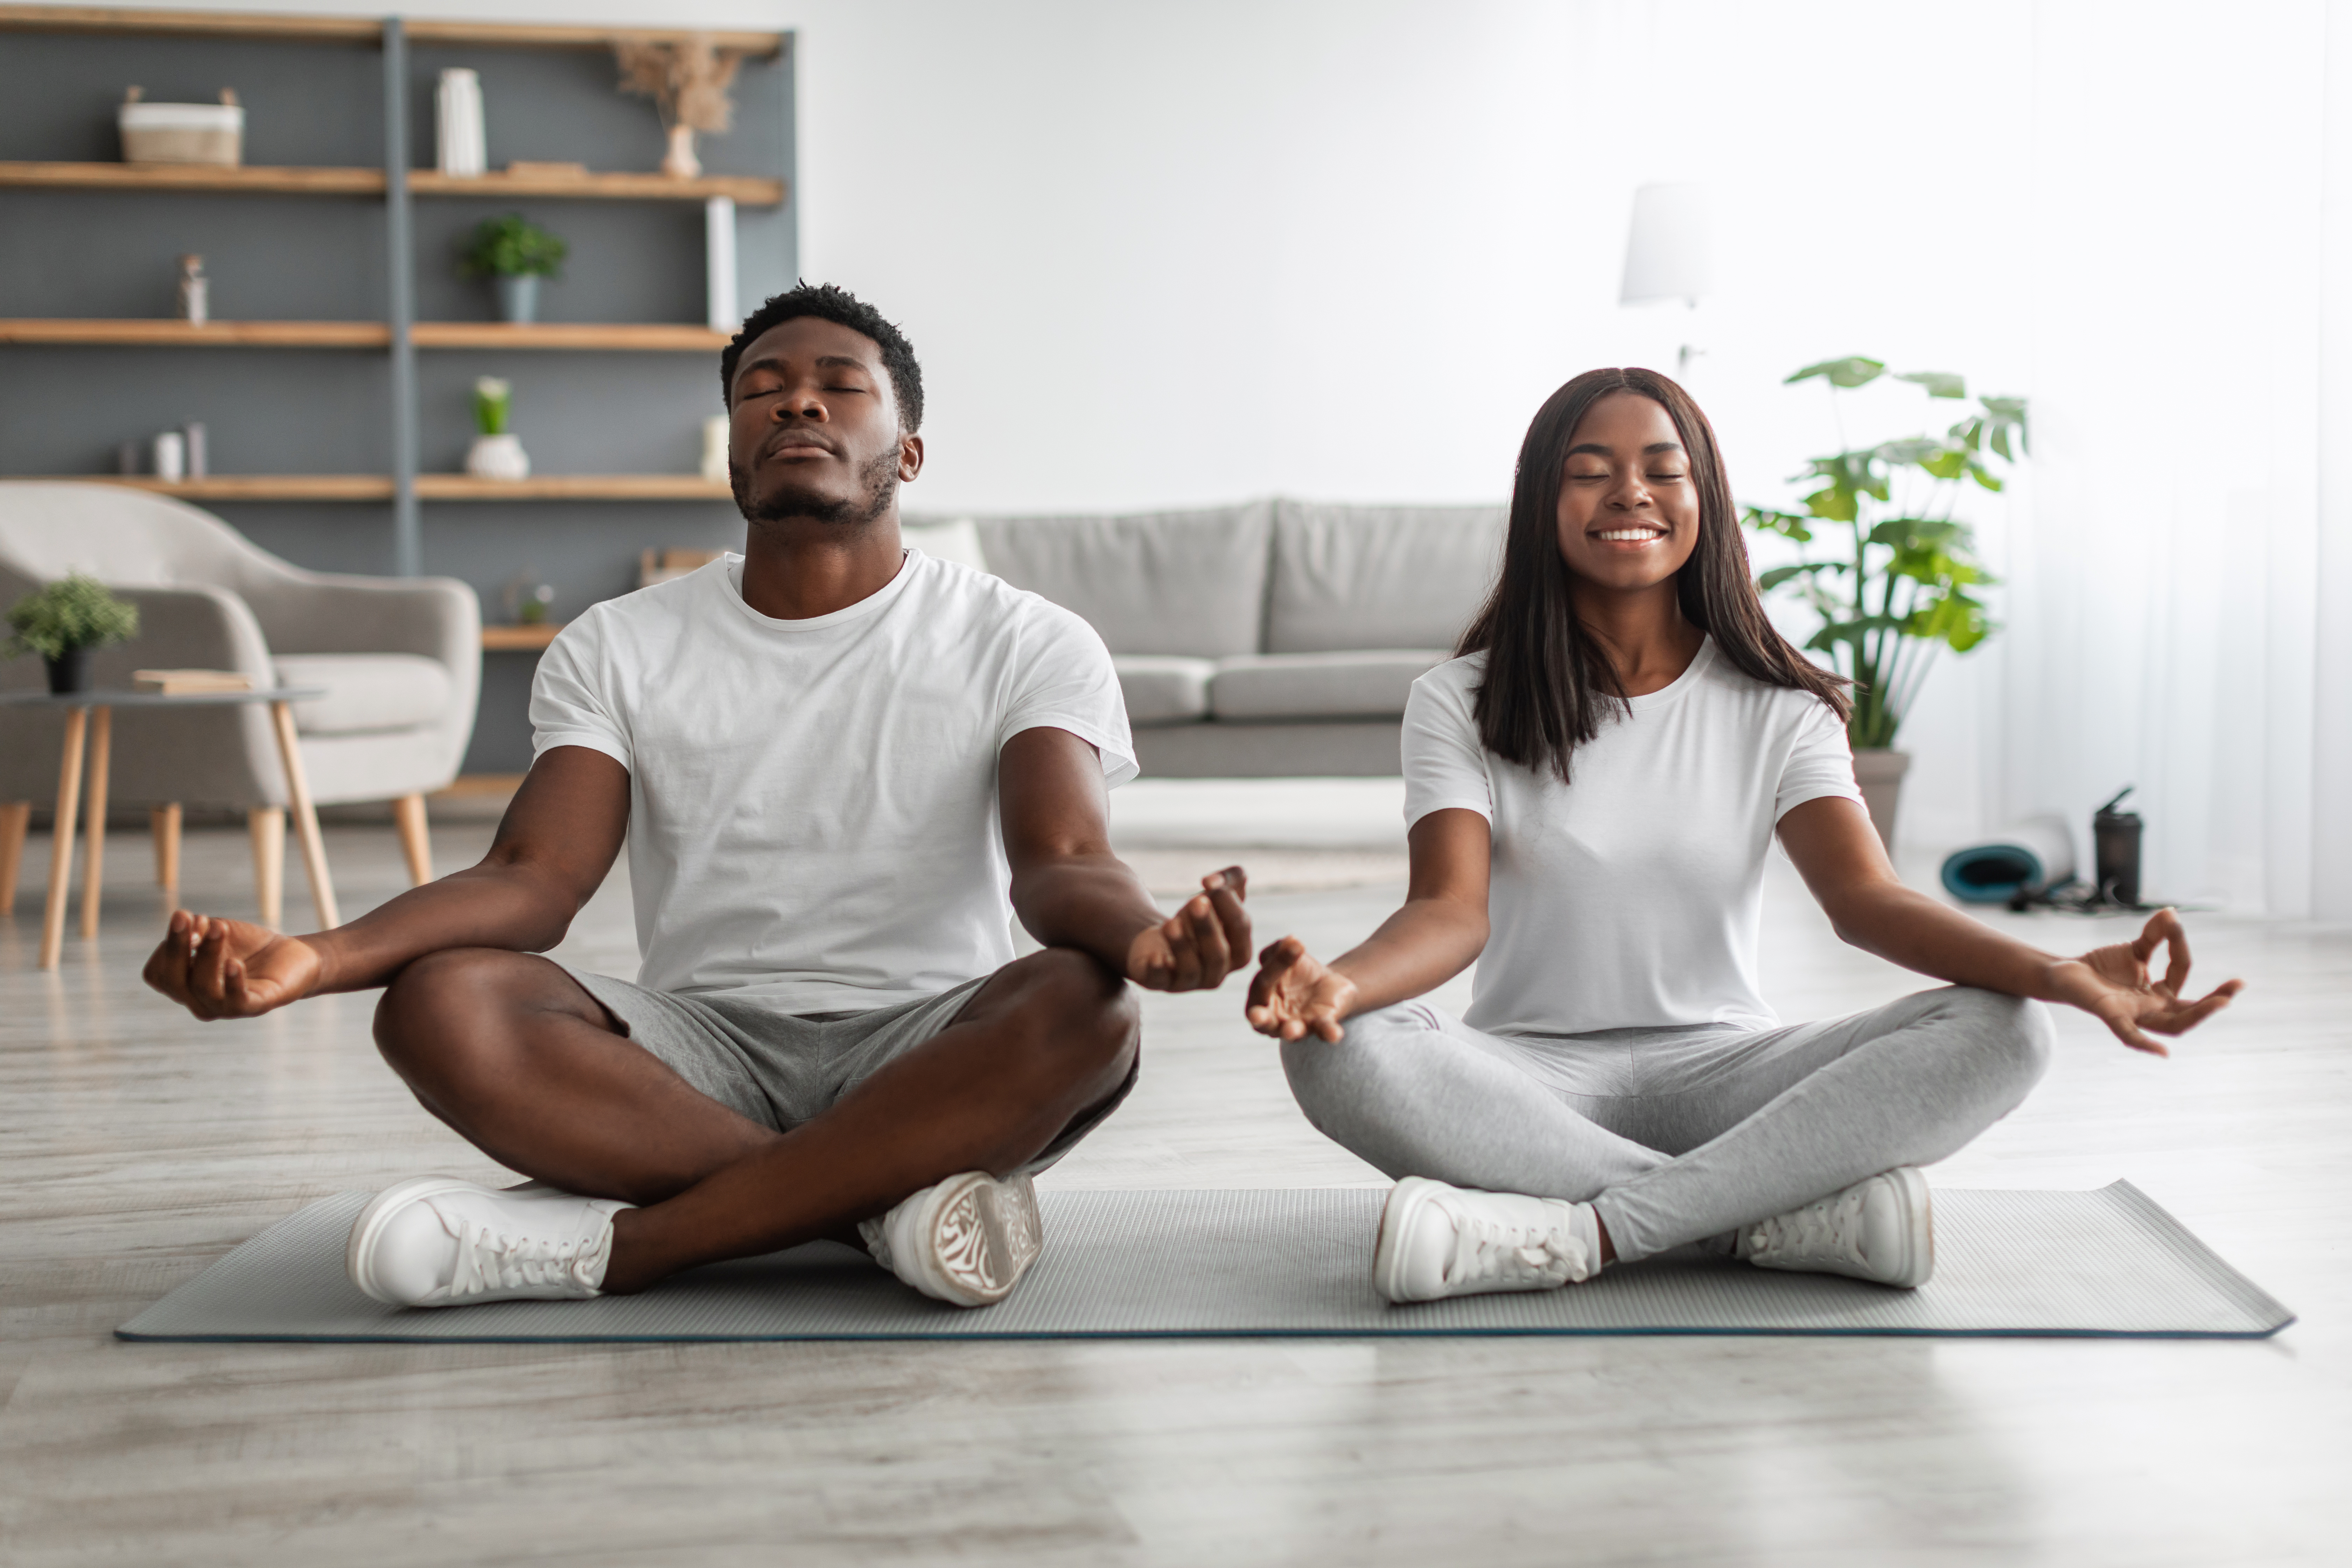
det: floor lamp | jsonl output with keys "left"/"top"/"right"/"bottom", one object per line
{"left": 1620, "top": 181, "right": 1714, "bottom": 376}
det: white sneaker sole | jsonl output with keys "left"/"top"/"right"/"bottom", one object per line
{"left": 1372, "top": 1176, "right": 1446, "bottom": 1304}
{"left": 908, "top": 1171, "right": 1043, "bottom": 1308}
{"left": 346, "top": 1175, "right": 484, "bottom": 1306}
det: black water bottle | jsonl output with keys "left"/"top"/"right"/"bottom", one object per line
{"left": 2094, "top": 787, "right": 2143, "bottom": 908}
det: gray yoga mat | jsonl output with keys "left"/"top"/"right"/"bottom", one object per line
{"left": 117, "top": 1182, "right": 2292, "bottom": 1343}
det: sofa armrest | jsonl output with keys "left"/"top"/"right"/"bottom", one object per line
{"left": 243, "top": 574, "right": 480, "bottom": 669}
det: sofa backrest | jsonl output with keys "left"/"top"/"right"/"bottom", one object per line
{"left": 971, "top": 503, "right": 1272, "bottom": 658}
{"left": 1264, "top": 501, "right": 1505, "bottom": 654}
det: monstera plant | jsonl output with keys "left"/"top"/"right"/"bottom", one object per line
{"left": 1742, "top": 357, "right": 2026, "bottom": 752}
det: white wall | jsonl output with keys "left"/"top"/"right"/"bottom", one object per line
{"left": 55, "top": 0, "right": 2352, "bottom": 912}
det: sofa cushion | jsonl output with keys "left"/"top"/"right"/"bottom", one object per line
{"left": 273, "top": 653, "right": 451, "bottom": 735}
{"left": 1209, "top": 650, "right": 1451, "bottom": 722}
{"left": 1266, "top": 501, "right": 1506, "bottom": 654}
{"left": 970, "top": 503, "right": 1272, "bottom": 657}
{"left": 1114, "top": 654, "right": 1217, "bottom": 727}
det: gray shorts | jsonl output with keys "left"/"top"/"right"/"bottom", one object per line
{"left": 560, "top": 966, "right": 1135, "bottom": 1174}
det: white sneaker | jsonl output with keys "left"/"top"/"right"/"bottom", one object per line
{"left": 858, "top": 1171, "right": 1043, "bottom": 1308}
{"left": 1373, "top": 1176, "right": 1600, "bottom": 1304}
{"left": 346, "top": 1176, "right": 634, "bottom": 1308}
{"left": 1739, "top": 1167, "right": 1934, "bottom": 1288}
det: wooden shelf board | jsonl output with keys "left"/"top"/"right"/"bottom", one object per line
{"left": 18, "top": 475, "right": 393, "bottom": 500}
{"left": 0, "top": 319, "right": 388, "bottom": 347}
{"left": 416, "top": 475, "right": 732, "bottom": 500}
{"left": 0, "top": 5, "right": 380, "bottom": 42}
{"left": 403, "top": 20, "right": 783, "bottom": 57}
{"left": 410, "top": 168, "right": 782, "bottom": 205}
{"left": 0, "top": 8, "right": 785, "bottom": 54}
{"left": 0, "top": 161, "right": 383, "bottom": 195}
{"left": 412, "top": 322, "right": 728, "bottom": 351}
{"left": 481, "top": 624, "right": 564, "bottom": 651}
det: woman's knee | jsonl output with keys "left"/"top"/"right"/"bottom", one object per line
{"left": 1279, "top": 1002, "right": 1426, "bottom": 1128}
{"left": 1941, "top": 987, "right": 2056, "bottom": 1097}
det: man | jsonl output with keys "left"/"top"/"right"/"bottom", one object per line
{"left": 145, "top": 283, "right": 1251, "bottom": 1310}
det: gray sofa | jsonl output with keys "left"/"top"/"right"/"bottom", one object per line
{"left": 958, "top": 499, "right": 1505, "bottom": 777}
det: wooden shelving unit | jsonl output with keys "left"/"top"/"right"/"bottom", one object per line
{"left": 0, "top": 8, "right": 782, "bottom": 54}
{"left": 410, "top": 169, "right": 782, "bottom": 204}
{"left": 0, "top": 319, "right": 390, "bottom": 346}
{"left": 43, "top": 474, "right": 396, "bottom": 500}
{"left": 416, "top": 474, "right": 730, "bottom": 500}
{"left": 0, "top": 320, "right": 726, "bottom": 350}
{"left": 0, "top": 160, "right": 384, "bottom": 194}
{"left": 480, "top": 623, "right": 564, "bottom": 651}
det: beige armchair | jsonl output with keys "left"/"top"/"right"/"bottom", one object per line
{"left": 0, "top": 482, "right": 479, "bottom": 923}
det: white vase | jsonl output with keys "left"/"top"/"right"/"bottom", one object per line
{"left": 464, "top": 433, "right": 531, "bottom": 481}
{"left": 662, "top": 123, "right": 701, "bottom": 179}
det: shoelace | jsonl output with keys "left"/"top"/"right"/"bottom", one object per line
{"left": 1450, "top": 1212, "right": 1590, "bottom": 1288}
{"left": 445, "top": 1214, "right": 604, "bottom": 1298}
{"left": 1746, "top": 1188, "right": 1866, "bottom": 1265}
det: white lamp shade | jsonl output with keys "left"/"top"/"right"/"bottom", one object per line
{"left": 1620, "top": 181, "right": 1713, "bottom": 305}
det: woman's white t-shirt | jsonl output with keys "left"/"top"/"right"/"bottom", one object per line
{"left": 1402, "top": 638, "right": 1862, "bottom": 1037}
{"left": 531, "top": 550, "right": 1135, "bottom": 1014}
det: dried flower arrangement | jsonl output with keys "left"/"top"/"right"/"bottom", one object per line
{"left": 613, "top": 36, "right": 743, "bottom": 180}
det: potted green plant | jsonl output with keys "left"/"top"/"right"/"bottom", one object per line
{"left": 6, "top": 572, "right": 140, "bottom": 694}
{"left": 463, "top": 376, "right": 530, "bottom": 481}
{"left": 1742, "top": 357, "right": 2026, "bottom": 849}
{"left": 460, "top": 213, "right": 567, "bottom": 324}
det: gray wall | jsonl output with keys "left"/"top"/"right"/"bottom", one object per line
{"left": 0, "top": 24, "right": 794, "bottom": 775}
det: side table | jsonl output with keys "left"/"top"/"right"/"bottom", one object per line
{"left": 0, "top": 687, "right": 333, "bottom": 969}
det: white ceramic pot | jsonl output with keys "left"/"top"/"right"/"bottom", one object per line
{"left": 1852, "top": 748, "right": 1911, "bottom": 853}
{"left": 662, "top": 123, "right": 701, "bottom": 179}
{"left": 464, "top": 433, "right": 531, "bottom": 481}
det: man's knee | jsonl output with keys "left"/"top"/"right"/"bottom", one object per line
{"left": 994, "top": 946, "right": 1139, "bottom": 1089}
{"left": 372, "top": 949, "right": 587, "bottom": 1087}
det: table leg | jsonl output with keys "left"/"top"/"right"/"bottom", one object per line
{"left": 39, "top": 706, "right": 89, "bottom": 971}
{"left": 0, "top": 801, "right": 29, "bottom": 918}
{"left": 248, "top": 808, "right": 284, "bottom": 929}
{"left": 79, "top": 706, "right": 111, "bottom": 941}
{"left": 268, "top": 701, "right": 339, "bottom": 930}
{"left": 152, "top": 803, "right": 182, "bottom": 900}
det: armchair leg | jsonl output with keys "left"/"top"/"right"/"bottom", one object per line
{"left": 152, "top": 804, "right": 182, "bottom": 900}
{"left": 392, "top": 792, "right": 433, "bottom": 886}
{"left": 0, "top": 802, "right": 27, "bottom": 917}
{"left": 248, "top": 807, "right": 285, "bottom": 930}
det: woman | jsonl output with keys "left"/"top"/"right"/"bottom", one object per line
{"left": 1245, "top": 368, "right": 2241, "bottom": 1303}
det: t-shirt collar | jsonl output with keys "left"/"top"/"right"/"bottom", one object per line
{"left": 1624, "top": 635, "right": 1717, "bottom": 710}
{"left": 720, "top": 548, "right": 918, "bottom": 632}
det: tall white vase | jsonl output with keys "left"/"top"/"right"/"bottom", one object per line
{"left": 437, "top": 69, "right": 486, "bottom": 178}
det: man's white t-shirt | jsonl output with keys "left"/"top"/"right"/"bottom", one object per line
{"left": 531, "top": 550, "right": 1136, "bottom": 1014}
{"left": 1402, "top": 638, "right": 1862, "bottom": 1037}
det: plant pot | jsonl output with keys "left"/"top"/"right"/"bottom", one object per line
{"left": 464, "top": 433, "right": 532, "bottom": 481}
{"left": 44, "top": 647, "right": 91, "bottom": 694}
{"left": 493, "top": 274, "right": 540, "bottom": 324}
{"left": 1852, "top": 748, "right": 1911, "bottom": 854}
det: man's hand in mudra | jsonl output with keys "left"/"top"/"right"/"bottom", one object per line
{"left": 1125, "top": 866, "right": 1253, "bottom": 992}
{"left": 144, "top": 909, "right": 324, "bottom": 1021}
{"left": 2044, "top": 906, "right": 2244, "bottom": 1056}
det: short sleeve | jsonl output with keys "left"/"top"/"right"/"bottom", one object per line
{"left": 529, "top": 612, "right": 631, "bottom": 770}
{"left": 1402, "top": 662, "right": 1495, "bottom": 827}
{"left": 1001, "top": 598, "right": 1139, "bottom": 787}
{"left": 1774, "top": 696, "right": 1864, "bottom": 820}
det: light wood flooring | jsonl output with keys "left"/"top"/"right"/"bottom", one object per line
{"left": 1, "top": 804, "right": 2346, "bottom": 1566}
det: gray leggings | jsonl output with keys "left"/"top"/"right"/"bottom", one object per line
{"left": 1281, "top": 986, "right": 2055, "bottom": 1262}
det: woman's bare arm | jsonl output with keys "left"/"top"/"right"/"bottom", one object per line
{"left": 1775, "top": 794, "right": 2242, "bottom": 1054}
{"left": 1246, "top": 808, "right": 1492, "bottom": 1042}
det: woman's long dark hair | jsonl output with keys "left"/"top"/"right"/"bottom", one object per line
{"left": 1459, "top": 366, "right": 1848, "bottom": 782}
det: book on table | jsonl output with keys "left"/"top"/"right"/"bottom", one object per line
{"left": 132, "top": 669, "right": 253, "bottom": 695}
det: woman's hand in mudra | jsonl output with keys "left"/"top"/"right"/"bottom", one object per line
{"left": 2044, "top": 906, "right": 2243, "bottom": 1056}
{"left": 1247, "top": 936, "right": 1358, "bottom": 1043}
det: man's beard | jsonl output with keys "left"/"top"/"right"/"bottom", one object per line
{"left": 732, "top": 445, "right": 900, "bottom": 529}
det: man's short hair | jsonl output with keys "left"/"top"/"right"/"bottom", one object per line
{"left": 720, "top": 282, "right": 924, "bottom": 433}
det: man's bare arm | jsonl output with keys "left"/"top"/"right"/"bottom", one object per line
{"left": 998, "top": 727, "right": 1251, "bottom": 991}
{"left": 144, "top": 745, "right": 630, "bottom": 1019}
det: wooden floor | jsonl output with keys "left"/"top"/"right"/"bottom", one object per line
{"left": 1, "top": 803, "right": 2346, "bottom": 1567}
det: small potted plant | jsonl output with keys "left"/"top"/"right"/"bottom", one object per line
{"left": 460, "top": 213, "right": 567, "bottom": 324}
{"left": 6, "top": 573, "right": 140, "bottom": 694}
{"left": 464, "top": 377, "right": 531, "bottom": 481}
{"left": 1742, "top": 357, "right": 2026, "bottom": 849}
